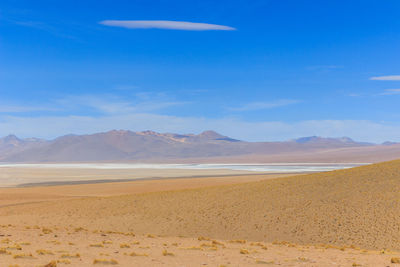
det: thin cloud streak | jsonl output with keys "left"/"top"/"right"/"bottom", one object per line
{"left": 99, "top": 20, "right": 236, "bottom": 31}
{"left": 53, "top": 94, "right": 187, "bottom": 115}
{"left": 379, "top": 89, "right": 400, "bottom": 95}
{"left": 229, "top": 99, "right": 300, "bottom": 111}
{"left": 0, "top": 105, "right": 58, "bottom": 113}
{"left": 370, "top": 75, "right": 400, "bottom": 81}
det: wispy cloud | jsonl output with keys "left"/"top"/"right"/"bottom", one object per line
{"left": 54, "top": 94, "right": 187, "bottom": 115}
{"left": 379, "top": 89, "right": 400, "bottom": 95}
{"left": 99, "top": 20, "right": 236, "bottom": 31}
{"left": 348, "top": 93, "right": 363, "bottom": 97}
{"left": 4, "top": 18, "right": 77, "bottom": 39}
{"left": 228, "top": 99, "right": 300, "bottom": 111}
{"left": 370, "top": 75, "right": 400, "bottom": 81}
{"left": 0, "top": 105, "right": 58, "bottom": 113}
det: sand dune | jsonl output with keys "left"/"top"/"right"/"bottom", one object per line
{"left": 2, "top": 160, "right": 400, "bottom": 265}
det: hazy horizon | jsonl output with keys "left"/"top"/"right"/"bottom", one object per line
{"left": 0, "top": 128, "right": 395, "bottom": 144}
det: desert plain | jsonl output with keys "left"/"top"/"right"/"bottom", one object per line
{"left": 1, "top": 161, "right": 400, "bottom": 266}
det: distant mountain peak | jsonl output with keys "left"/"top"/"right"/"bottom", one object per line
{"left": 0, "top": 134, "right": 23, "bottom": 146}
{"left": 137, "top": 130, "right": 160, "bottom": 135}
{"left": 382, "top": 141, "right": 398, "bottom": 146}
{"left": 198, "top": 130, "right": 225, "bottom": 139}
{"left": 107, "top": 129, "right": 132, "bottom": 135}
{"left": 3, "top": 134, "right": 20, "bottom": 140}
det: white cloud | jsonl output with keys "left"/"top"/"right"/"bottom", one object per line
{"left": 370, "top": 75, "right": 400, "bottom": 81}
{"left": 228, "top": 99, "right": 300, "bottom": 111}
{"left": 99, "top": 20, "right": 236, "bottom": 31}
{"left": 379, "top": 89, "right": 400, "bottom": 95}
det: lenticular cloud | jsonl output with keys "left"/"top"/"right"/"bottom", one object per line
{"left": 99, "top": 20, "right": 236, "bottom": 31}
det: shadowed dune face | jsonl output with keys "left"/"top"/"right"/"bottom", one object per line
{"left": 1, "top": 160, "right": 400, "bottom": 251}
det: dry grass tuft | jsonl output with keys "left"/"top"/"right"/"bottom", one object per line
{"left": 13, "top": 253, "right": 35, "bottom": 259}
{"left": 93, "top": 259, "right": 119, "bottom": 265}
{"left": 181, "top": 246, "right": 203, "bottom": 250}
{"left": 119, "top": 243, "right": 130, "bottom": 248}
{"left": 1, "top": 238, "right": 11, "bottom": 244}
{"left": 240, "top": 248, "right": 250, "bottom": 254}
{"left": 198, "top": 236, "right": 211, "bottom": 241}
{"left": 391, "top": 257, "right": 400, "bottom": 263}
{"left": 256, "top": 259, "right": 274, "bottom": 264}
{"left": 57, "top": 259, "right": 71, "bottom": 264}
{"left": 43, "top": 261, "right": 57, "bottom": 267}
{"left": 162, "top": 249, "right": 174, "bottom": 256}
{"left": 47, "top": 240, "right": 61, "bottom": 245}
{"left": 212, "top": 240, "right": 225, "bottom": 246}
{"left": 42, "top": 227, "right": 53, "bottom": 234}
{"left": 37, "top": 249, "right": 54, "bottom": 255}
{"left": 129, "top": 251, "right": 148, "bottom": 257}
{"left": 7, "top": 244, "right": 22, "bottom": 250}
{"left": 90, "top": 243, "right": 104, "bottom": 248}
{"left": 60, "top": 253, "right": 80, "bottom": 258}
{"left": 74, "top": 227, "right": 87, "bottom": 232}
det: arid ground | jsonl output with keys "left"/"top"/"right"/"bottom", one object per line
{"left": 1, "top": 161, "right": 400, "bottom": 266}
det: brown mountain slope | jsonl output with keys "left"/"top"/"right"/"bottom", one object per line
{"left": 2, "top": 159, "right": 400, "bottom": 250}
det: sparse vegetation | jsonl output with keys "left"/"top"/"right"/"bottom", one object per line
{"left": 13, "top": 253, "right": 35, "bottom": 259}
{"left": 93, "top": 259, "right": 118, "bottom": 265}
{"left": 43, "top": 261, "right": 57, "bottom": 267}
{"left": 60, "top": 253, "right": 80, "bottom": 258}
{"left": 57, "top": 259, "right": 71, "bottom": 264}
{"left": 129, "top": 251, "right": 148, "bottom": 257}
{"left": 392, "top": 258, "right": 400, "bottom": 264}
{"left": 240, "top": 248, "right": 250, "bottom": 254}
{"left": 37, "top": 249, "right": 54, "bottom": 255}
{"left": 90, "top": 243, "right": 104, "bottom": 248}
{"left": 42, "top": 227, "right": 53, "bottom": 234}
{"left": 162, "top": 249, "right": 174, "bottom": 256}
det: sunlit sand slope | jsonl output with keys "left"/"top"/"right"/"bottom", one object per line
{"left": 1, "top": 160, "right": 400, "bottom": 253}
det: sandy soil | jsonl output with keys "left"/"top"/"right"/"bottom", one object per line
{"left": 2, "top": 160, "right": 400, "bottom": 266}
{"left": 1, "top": 225, "right": 399, "bottom": 267}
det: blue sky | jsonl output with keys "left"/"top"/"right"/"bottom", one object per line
{"left": 1, "top": 0, "right": 400, "bottom": 142}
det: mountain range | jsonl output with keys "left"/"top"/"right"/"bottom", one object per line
{"left": 0, "top": 130, "right": 399, "bottom": 163}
